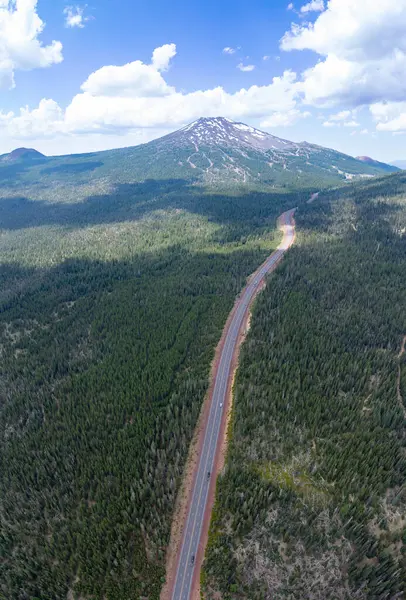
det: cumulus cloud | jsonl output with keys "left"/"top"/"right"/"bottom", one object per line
{"left": 0, "top": 99, "right": 65, "bottom": 139}
{"left": 151, "top": 43, "right": 176, "bottom": 71}
{"left": 64, "top": 5, "right": 88, "bottom": 28}
{"left": 80, "top": 44, "right": 176, "bottom": 97}
{"left": 0, "top": 0, "right": 63, "bottom": 88}
{"left": 261, "top": 109, "right": 310, "bottom": 128}
{"left": 237, "top": 62, "right": 255, "bottom": 72}
{"left": 281, "top": 0, "right": 406, "bottom": 107}
{"left": 287, "top": 3, "right": 294, "bottom": 10}
{"left": 223, "top": 47, "right": 237, "bottom": 54}
{"left": 321, "top": 109, "right": 360, "bottom": 128}
{"left": 0, "top": 45, "right": 302, "bottom": 139}
{"left": 370, "top": 101, "right": 406, "bottom": 132}
{"left": 329, "top": 110, "right": 351, "bottom": 121}
{"left": 300, "top": 0, "right": 324, "bottom": 13}
{"left": 64, "top": 69, "right": 300, "bottom": 133}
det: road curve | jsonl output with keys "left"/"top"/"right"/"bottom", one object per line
{"left": 170, "top": 208, "right": 296, "bottom": 600}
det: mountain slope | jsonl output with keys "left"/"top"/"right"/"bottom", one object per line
{"left": 136, "top": 117, "right": 398, "bottom": 187}
{"left": 0, "top": 118, "right": 398, "bottom": 201}
{"left": 356, "top": 155, "right": 398, "bottom": 172}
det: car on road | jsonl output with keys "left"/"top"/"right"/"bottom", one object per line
{"left": 191, "top": 554, "right": 195, "bottom": 565}
{"left": 220, "top": 402, "right": 223, "bottom": 407}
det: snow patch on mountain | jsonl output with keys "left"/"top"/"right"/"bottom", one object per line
{"left": 170, "top": 117, "right": 297, "bottom": 152}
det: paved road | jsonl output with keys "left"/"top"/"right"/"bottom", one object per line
{"left": 171, "top": 209, "right": 296, "bottom": 600}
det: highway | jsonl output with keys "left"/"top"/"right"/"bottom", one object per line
{"left": 171, "top": 208, "right": 296, "bottom": 600}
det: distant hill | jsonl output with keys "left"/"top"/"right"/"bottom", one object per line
{"left": 355, "top": 155, "right": 399, "bottom": 173}
{"left": 0, "top": 147, "right": 46, "bottom": 162}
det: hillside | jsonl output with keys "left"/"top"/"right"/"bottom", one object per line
{"left": 150, "top": 118, "right": 398, "bottom": 186}
{"left": 0, "top": 118, "right": 398, "bottom": 202}
{"left": 204, "top": 172, "right": 406, "bottom": 599}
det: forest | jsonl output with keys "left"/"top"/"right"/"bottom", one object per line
{"left": 203, "top": 172, "right": 406, "bottom": 599}
{"left": 0, "top": 176, "right": 308, "bottom": 599}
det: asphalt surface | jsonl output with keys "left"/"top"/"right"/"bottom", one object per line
{"left": 171, "top": 209, "right": 296, "bottom": 600}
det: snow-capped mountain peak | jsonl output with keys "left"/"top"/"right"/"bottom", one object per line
{"left": 144, "top": 116, "right": 398, "bottom": 187}
{"left": 171, "top": 116, "right": 297, "bottom": 151}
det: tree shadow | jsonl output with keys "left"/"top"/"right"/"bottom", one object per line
{"left": 40, "top": 161, "right": 104, "bottom": 176}
{"left": 0, "top": 178, "right": 309, "bottom": 232}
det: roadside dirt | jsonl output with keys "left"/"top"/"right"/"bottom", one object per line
{"left": 307, "top": 192, "right": 319, "bottom": 204}
{"left": 161, "top": 213, "right": 295, "bottom": 600}
{"left": 397, "top": 335, "right": 406, "bottom": 359}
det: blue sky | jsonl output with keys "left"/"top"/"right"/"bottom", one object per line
{"left": 1, "top": 0, "right": 406, "bottom": 162}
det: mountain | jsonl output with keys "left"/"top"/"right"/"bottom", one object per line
{"left": 137, "top": 117, "right": 398, "bottom": 187}
{"left": 0, "top": 147, "right": 46, "bottom": 162}
{"left": 355, "top": 155, "right": 399, "bottom": 172}
{"left": 391, "top": 160, "right": 406, "bottom": 170}
{"left": 0, "top": 118, "right": 398, "bottom": 199}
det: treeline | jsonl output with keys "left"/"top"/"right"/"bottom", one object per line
{"left": 203, "top": 173, "right": 406, "bottom": 599}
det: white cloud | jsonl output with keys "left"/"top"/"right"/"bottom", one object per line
{"left": 329, "top": 110, "right": 351, "bottom": 121}
{"left": 0, "top": 44, "right": 302, "bottom": 139}
{"left": 360, "top": 129, "right": 368, "bottom": 134}
{"left": 300, "top": 0, "right": 324, "bottom": 13}
{"left": 151, "top": 43, "right": 176, "bottom": 71}
{"left": 64, "top": 69, "right": 299, "bottom": 132}
{"left": 321, "top": 109, "right": 359, "bottom": 128}
{"left": 223, "top": 47, "right": 237, "bottom": 54}
{"left": 263, "top": 55, "right": 270, "bottom": 61}
{"left": 371, "top": 101, "right": 406, "bottom": 132}
{"left": 64, "top": 5, "right": 88, "bottom": 28}
{"left": 281, "top": 0, "right": 406, "bottom": 107}
{"left": 0, "top": 0, "right": 63, "bottom": 89}
{"left": 80, "top": 44, "right": 176, "bottom": 97}
{"left": 287, "top": 3, "right": 294, "bottom": 10}
{"left": 237, "top": 62, "right": 255, "bottom": 72}
{"left": 261, "top": 109, "right": 310, "bottom": 128}
{"left": 0, "top": 99, "right": 65, "bottom": 139}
